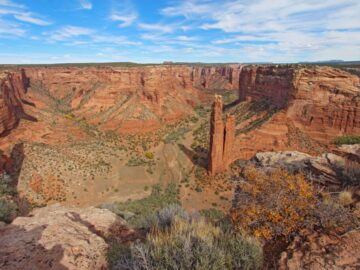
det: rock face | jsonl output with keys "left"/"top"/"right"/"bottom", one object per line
{"left": 24, "top": 65, "right": 205, "bottom": 134}
{"left": 239, "top": 65, "right": 360, "bottom": 142}
{"left": 0, "top": 205, "right": 134, "bottom": 270}
{"left": 208, "top": 95, "right": 235, "bottom": 175}
{"left": 0, "top": 69, "right": 31, "bottom": 136}
{"left": 19, "top": 65, "right": 241, "bottom": 135}
{"left": 278, "top": 229, "right": 360, "bottom": 270}
{"left": 192, "top": 64, "right": 242, "bottom": 90}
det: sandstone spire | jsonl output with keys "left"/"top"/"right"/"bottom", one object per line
{"left": 223, "top": 114, "right": 235, "bottom": 168}
{"left": 208, "top": 95, "right": 235, "bottom": 175}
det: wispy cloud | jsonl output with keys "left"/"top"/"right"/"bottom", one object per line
{"left": 46, "top": 25, "right": 141, "bottom": 47}
{"left": 0, "top": 0, "right": 24, "bottom": 8}
{"left": 0, "top": 0, "right": 51, "bottom": 28}
{"left": 138, "top": 22, "right": 177, "bottom": 33}
{"left": 110, "top": 12, "right": 137, "bottom": 27}
{"left": 46, "top": 26, "right": 94, "bottom": 42}
{"left": 14, "top": 12, "right": 51, "bottom": 25}
{"left": 79, "top": 0, "right": 92, "bottom": 10}
{"left": 160, "top": 0, "right": 360, "bottom": 61}
{"left": 0, "top": 18, "right": 24, "bottom": 36}
{"left": 110, "top": 0, "right": 137, "bottom": 27}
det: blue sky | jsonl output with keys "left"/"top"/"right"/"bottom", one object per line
{"left": 0, "top": 0, "right": 359, "bottom": 64}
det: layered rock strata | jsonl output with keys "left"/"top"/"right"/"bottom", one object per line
{"left": 239, "top": 65, "right": 360, "bottom": 141}
{"left": 0, "top": 69, "right": 30, "bottom": 136}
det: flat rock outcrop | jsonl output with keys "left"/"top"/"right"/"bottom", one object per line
{"left": 254, "top": 150, "right": 358, "bottom": 189}
{"left": 278, "top": 229, "right": 360, "bottom": 270}
{"left": 0, "top": 205, "right": 134, "bottom": 270}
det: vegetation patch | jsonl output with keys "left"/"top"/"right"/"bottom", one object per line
{"left": 108, "top": 205, "right": 263, "bottom": 270}
{"left": 100, "top": 183, "right": 180, "bottom": 227}
{"left": 334, "top": 135, "right": 360, "bottom": 145}
{"left": 164, "top": 127, "right": 191, "bottom": 144}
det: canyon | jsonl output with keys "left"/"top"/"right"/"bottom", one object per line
{"left": 0, "top": 63, "right": 359, "bottom": 270}
{"left": 0, "top": 63, "right": 359, "bottom": 205}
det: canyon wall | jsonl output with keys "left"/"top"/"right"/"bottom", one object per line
{"left": 23, "top": 65, "right": 240, "bottom": 134}
{"left": 0, "top": 69, "right": 30, "bottom": 136}
{"left": 192, "top": 64, "right": 242, "bottom": 90}
{"left": 239, "top": 65, "right": 360, "bottom": 141}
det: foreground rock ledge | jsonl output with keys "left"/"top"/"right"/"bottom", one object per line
{"left": 0, "top": 205, "right": 131, "bottom": 270}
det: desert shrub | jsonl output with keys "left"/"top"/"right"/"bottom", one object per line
{"left": 0, "top": 173, "right": 16, "bottom": 197}
{"left": 109, "top": 206, "right": 262, "bottom": 270}
{"left": 338, "top": 191, "right": 353, "bottom": 206}
{"left": 0, "top": 199, "right": 17, "bottom": 223}
{"left": 144, "top": 204, "right": 198, "bottom": 230}
{"left": 63, "top": 112, "right": 75, "bottom": 120}
{"left": 101, "top": 183, "right": 180, "bottom": 227}
{"left": 190, "top": 116, "right": 199, "bottom": 123}
{"left": 310, "top": 199, "right": 358, "bottom": 233}
{"left": 231, "top": 167, "right": 316, "bottom": 240}
{"left": 144, "top": 152, "right": 154, "bottom": 160}
{"left": 341, "top": 159, "right": 360, "bottom": 185}
{"left": 200, "top": 208, "right": 226, "bottom": 222}
{"left": 334, "top": 135, "right": 360, "bottom": 145}
{"left": 126, "top": 156, "right": 147, "bottom": 167}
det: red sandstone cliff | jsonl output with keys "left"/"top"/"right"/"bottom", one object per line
{"left": 238, "top": 65, "right": 360, "bottom": 142}
{"left": 231, "top": 65, "right": 360, "bottom": 161}
{"left": 208, "top": 95, "right": 235, "bottom": 175}
{"left": 24, "top": 66, "right": 202, "bottom": 133}
{"left": 0, "top": 69, "right": 30, "bottom": 136}
{"left": 192, "top": 64, "right": 242, "bottom": 90}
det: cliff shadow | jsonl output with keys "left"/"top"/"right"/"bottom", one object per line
{"left": 10, "top": 142, "right": 25, "bottom": 188}
{"left": 66, "top": 211, "right": 144, "bottom": 244}
{"left": 0, "top": 224, "right": 67, "bottom": 270}
{"left": 223, "top": 99, "right": 241, "bottom": 111}
{"left": 9, "top": 142, "right": 31, "bottom": 216}
{"left": 178, "top": 143, "right": 208, "bottom": 169}
{"left": 15, "top": 107, "right": 38, "bottom": 122}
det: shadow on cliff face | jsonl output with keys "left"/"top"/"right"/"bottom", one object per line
{"left": 223, "top": 99, "right": 241, "bottom": 111}
{"left": 0, "top": 224, "right": 67, "bottom": 270}
{"left": 178, "top": 143, "right": 208, "bottom": 169}
{"left": 9, "top": 142, "right": 25, "bottom": 188}
{"left": 9, "top": 142, "right": 32, "bottom": 216}
{"left": 0, "top": 142, "right": 31, "bottom": 221}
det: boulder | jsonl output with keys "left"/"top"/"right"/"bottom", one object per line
{"left": 0, "top": 204, "right": 134, "bottom": 270}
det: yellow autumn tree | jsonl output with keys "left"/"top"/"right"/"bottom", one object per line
{"left": 231, "top": 167, "right": 316, "bottom": 240}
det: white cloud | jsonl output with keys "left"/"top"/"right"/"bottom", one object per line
{"left": 0, "top": 0, "right": 24, "bottom": 8}
{"left": 110, "top": 12, "right": 137, "bottom": 27}
{"left": 161, "top": 0, "right": 360, "bottom": 61}
{"left": 138, "top": 22, "right": 176, "bottom": 33}
{"left": 79, "top": 0, "right": 92, "bottom": 10}
{"left": 0, "top": 18, "right": 24, "bottom": 36}
{"left": 110, "top": 0, "right": 138, "bottom": 28}
{"left": 176, "top": 35, "right": 197, "bottom": 41}
{"left": 46, "top": 26, "right": 94, "bottom": 41}
{"left": 0, "top": 0, "right": 51, "bottom": 27}
{"left": 14, "top": 12, "right": 51, "bottom": 25}
{"left": 46, "top": 26, "right": 141, "bottom": 47}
